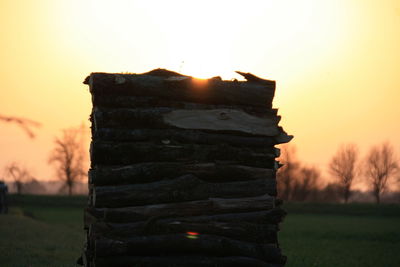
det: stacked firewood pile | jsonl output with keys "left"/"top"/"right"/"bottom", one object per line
{"left": 81, "top": 69, "right": 292, "bottom": 267}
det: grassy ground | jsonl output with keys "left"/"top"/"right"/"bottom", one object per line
{"left": 280, "top": 203, "right": 400, "bottom": 267}
{"left": 0, "top": 195, "right": 399, "bottom": 266}
{"left": 0, "top": 195, "right": 86, "bottom": 267}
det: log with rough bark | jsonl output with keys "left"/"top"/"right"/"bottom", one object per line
{"left": 85, "top": 208, "right": 286, "bottom": 229}
{"left": 87, "top": 194, "right": 275, "bottom": 223}
{"left": 150, "top": 208, "right": 286, "bottom": 224}
{"left": 85, "top": 72, "right": 276, "bottom": 108}
{"left": 94, "top": 234, "right": 285, "bottom": 263}
{"left": 93, "top": 174, "right": 277, "bottom": 208}
{"left": 90, "top": 95, "right": 279, "bottom": 116}
{"left": 94, "top": 128, "right": 290, "bottom": 147}
{"left": 89, "top": 162, "right": 276, "bottom": 185}
{"left": 90, "top": 219, "right": 278, "bottom": 243}
{"left": 90, "top": 141, "right": 277, "bottom": 167}
{"left": 94, "top": 255, "right": 281, "bottom": 267}
{"left": 92, "top": 107, "right": 282, "bottom": 137}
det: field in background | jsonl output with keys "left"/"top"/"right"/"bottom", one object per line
{"left": 281, "top": 203, "right": 400, "bottom": 266}
{"left": 0, "top": 195, "right": 86, "bottom": 267}
{"left": 0, "top": 195, "right": 399, "bottom": 267}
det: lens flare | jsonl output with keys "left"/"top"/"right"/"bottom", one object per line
{"left": 186, "top": 231, "right": 200, "bottom": 239}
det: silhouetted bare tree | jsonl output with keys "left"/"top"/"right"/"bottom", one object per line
{"left": 277, "top": 145, "right": 300, "bottom": 201}
{"left": 329, "top": 144, "right": 359, "bottom": 203}
{"left": 364, "top": 142, "right": 399, "bottom": 204}
{"left": 0, "top": 114, "right": 41, "bottom": 138}
{"left": 4, "top": 162, "right": 32, "bottom": 194}
{"left": 292, "top": 166, "right": 321, "bottom": 202}
{"left": 48, "top": 125, "right": 88, "bottom": 196}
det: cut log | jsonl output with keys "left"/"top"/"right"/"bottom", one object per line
{"left": 91, "top": 95, "right": 278, "bottom": 116}
{"left": 90, "top": 141, "right": 276, "bottom": 167}
{"left": 89, "top": 162, "right": 276, "bottom": 186}
{"left": 94, "top": 128, "right": 283, "bottom": 148}
{"left": 87, "top": 73, "right": 275, "bottom": 108}
{"left": 93, "top": 174, "right": 276, "bottom": 208}
{"left": 94, "top": 255, "right": 282, "bottom": 267}
{"left": 87, "top": 194, "right": 275, "bottom": 223}
{"left": 154, "top": 208, "right": 287, "bottom": 225}
{"left": 91, "top": 107, "right": 281, "bottom": 137}
{"left": 94, "top": 234, "right": 284, "bottom": 263}
{"left": 84, "top": 208, "right": 286, "bottom": 233}
{"left": 92, "top": 107, "right": 170, "bottom": 131}
{"left": 90, "top": 219, "right": 278, "bottom": 243}
{"left": 164, "top": 109, "right": 280, "bottom": 136}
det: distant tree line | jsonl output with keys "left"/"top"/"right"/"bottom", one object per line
{"left": 1, "top": 119, "right": 88, "bottom": 196}
{"left": 277, "top": 142, "right": 400, "bottom": 204}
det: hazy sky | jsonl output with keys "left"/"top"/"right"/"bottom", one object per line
{"left": 1, "top": 0, "right": 399, "bottom": 186}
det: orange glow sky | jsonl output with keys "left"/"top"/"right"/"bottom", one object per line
{"left": 1, "top": 0, "right": 400, "bottom": 186}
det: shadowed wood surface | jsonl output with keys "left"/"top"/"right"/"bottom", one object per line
{"left": 91, "top": 95, "right": 279, "bottom": 116}
{"left": 84, "top": 208, "right": 287, "bottom": 228}
{"left": 89, "top": 162, "right": 276, "bottom": 185}
{"left": 89, "top": 220, "right": 279, "bottom": 244}
{"left": 94, "top": 234, "right": 284, "bottom": 262}
{"left": 93, "top": 174, "right": 277, "bottom": 208}
{"left": 93, "top": 128, "right": 287, "bottom": 147}
{"left": 83, "top": 70, "right": 290, "bottom": 266}
{"left": 90, "top": 141, "right": 277, "bottom": 167}
{"left": 92, "top": 107, "right": 281, "bottom": 136}
{"left": 94, "top": 255, "right": 282, "bottom": 267}
{"left": 87, "top": 194, "right": 275, "bottom": 223}
{"left": 87, "top": 73, "right": 276, "bottom": 108}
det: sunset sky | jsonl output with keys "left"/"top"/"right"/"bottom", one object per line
{"left": 1, "top": 0, "right": 399, "bottom": 188}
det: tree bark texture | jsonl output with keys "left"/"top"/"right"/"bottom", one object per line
{"left": 89, "top": 220, "right": 278, "bottom": 244}
{"left": 87, "top": 194, "right": 275, "bottom": 223}
{"left": 90, "top": 141, "right": 277, "bottom": 167}
{"left": 93, "top": 174, "right": 277, "bottom": 208}
{"left": 94, "top": 234, "right": 285, "bottom": 263}
{"left": 93, "top": 128, "right": 289, "bottom": 147}
{"left": 85, "top": 208, "right": 286, "bottom": 229}
{"left": 91, "top": 95, "right": 279, "bottom": 116}
{"left": 92, "top": 107, "right": 284, "bottom": 137}
{"left": 94, "top": 255, "right": 284, "bottom": 267}
{"left": 89, "top": 162, "right": 276, "bottom": 185}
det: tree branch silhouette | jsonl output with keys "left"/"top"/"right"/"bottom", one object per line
{"left": 4, "top": 162, "right": 32, "bottom": 194}
{"left": 0, "top": 114, "right": 41, "bottom": 138}
{"left": 48, "top": 125, "right": 88, "bottom": 195}
{"left": 364, "top": 142, "right": 399, "bottom": 204}
{"left": 329, "top": 144, "right": 359, "bottom": 203}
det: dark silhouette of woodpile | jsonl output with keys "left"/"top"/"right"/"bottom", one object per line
{"left": 81, "top": 69, "right": 292, "bottom": 266}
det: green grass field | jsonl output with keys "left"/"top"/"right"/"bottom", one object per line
{"left": 281, "top": 203, "right": 400, "bottom": 267}
{"left": 0, "top": 195, "right": 86, "bottom": 267}
{"left": 0, "top": 195, "right": 399, "bottom": 267}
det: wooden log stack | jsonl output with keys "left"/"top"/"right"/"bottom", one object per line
{"left": 81, "top": 69, "right": 292, "bottom": 267}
